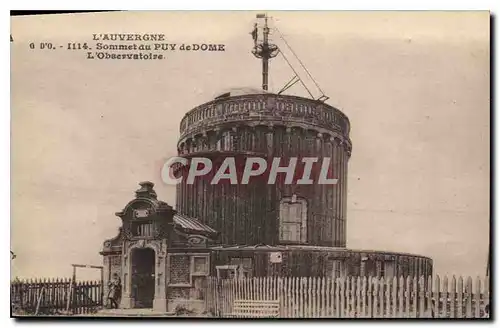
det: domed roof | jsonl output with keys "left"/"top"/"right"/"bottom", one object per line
{"left": 214, "top": 87, "right": 269, "bottom": 99}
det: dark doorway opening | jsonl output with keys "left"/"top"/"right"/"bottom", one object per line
{"left": 131, "top": 247, "right": 155, "bottom": 308}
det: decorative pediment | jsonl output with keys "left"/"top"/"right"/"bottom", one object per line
{"left": 170, "top": 227, "right": 216, "bottom": 248}
{"left": 117, "top": 199, "right": 157, "bottom": 220}
{"left": 112, "top": 182, "right": 176, "bottom": 241}
{"left": 187, "top": 235, "right": 208, "bottom": 247}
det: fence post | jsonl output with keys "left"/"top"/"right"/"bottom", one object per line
{"left": 277, "top": 277, "right": 283, "bottom": 317}
{"left": 258, "top": 276, "right": 262, "bottom": 301}
{"left": 385, "top": 277, "right": 391, "bottom": 318}
{"left": 227, "top": 279, "right": 232, "bottom": 315}
{"left": 361, "top": 277, "right": 367, "bottom": 318}
{"left": 442, "top": 276, "right": 448, "bottom": 318}
{"left": 221, "top": 279, "right": 226, "bottom": 316}
{"left": 474, "top": 276, "right": 481, "bottom": 318}
{"left": 340, "top": 277, "right": 346, "bottom": 318}
{"left": 261, "top": 276, "right": 265, "bottom": 301}
{"left": 300, "top": 277, "right": 306, "bottom": 318}
{"left": 418, "top": 276, "right": 425, "bottom": 318}
{"left": 482, "top": 276, "right": 489, "bottom": 318}
{"left": 306, "top": 277, "right": 312, "bottom": 318}
{"left": 345, "top": 277, "right": 350, "bottom": 318}
{"left": 204, "top": 277, "right": 208, "bottom": 313}
{"left": 457, "top": 276, "right": 463, "bottom": 318}
{"left": 379, "top": 277, "right": 385, "bottom": 318}
{"left": 34, "top": 287, "right": 45, "bottom": 316}
{"left": 243, "top": 277, "right": 248, "bottom": 304}
{"left": 319, "top": 277, "right": 324, "bottom": 317}
{"left": 391, "top": 277, "right": 397, "bottom": 318}
{"left": 294, "top": 277, "right": 300, "bottom": 318}
{"left": 367, "top": 277, "right": 372, "bottom": 318}
{"left": 356, "top": 277, "right": 361, "bottom": 318}
{"left": 450, "top": 276, "right": 456, "bottom": 318}
{"left": 373, "top": 278, "right": 379, "bottom": 318}
{"left": 100, "top": 269, "right": 104, "bottom": 307}
{"left": 287, "top": 277, "right": 292, "bottom": 318}
{"left": 348, "top": 277, "right": 353, "bottom": 318}
{"left": 404, "top": 277, "right": 411, "bottom": 318}
{"left": 268, "top": 276, "right": 272, "bottom": 301}
{"left": 350, "top": 277, "right": 356, "bottom": 318}
{"left": 333, "top": 278, "right": 338, "bottom": 318}
{"left": 326, "top": 277, "right": 332, "bottom": 317}
{"left": 65, "top": 278, "right": 73, "bottom": 314}
{"left": 311, "top": 277, "right": 317, "bottom": 317}
{"left": 465, "top": 276, "right": 472, "bottom": 318}
{"left": 211, "top": 277, "right": 216, "bottom": 314}
{"left": 397, "top": 277, "right": 403, "bottom": 318}
{"left": 433, "top": 275, "right": 440, "bottom": 318}
{"left": 410, "top": 277, "right": 417, "bottom": 318}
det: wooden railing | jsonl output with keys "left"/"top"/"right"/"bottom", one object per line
{"left": 11, "top": 278, "right": 103, "bottom": 316}
{"left": 205, "top": 275, "right": 490, "bottom": 318}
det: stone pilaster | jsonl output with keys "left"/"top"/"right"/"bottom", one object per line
{"left": 152, "top": 239, "right": 167, "bottom": 312}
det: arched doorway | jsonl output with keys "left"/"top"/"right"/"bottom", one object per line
{"left": 131, "top": 247, "right": 155, "bottom": 308}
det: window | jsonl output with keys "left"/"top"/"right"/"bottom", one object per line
{"left": 230, "top": 257, "right": 253, "bottom": 278}
{"left": 168, "top": 253, "right": 210, "bottom": 287}
{"left": 131, "top": 221, "right": 154, "bottom": 238}
{"left": 223, "top": 131, "right": 232, "bottom": 151}
{"left": 279, "top": 196, "right": 307, "bottom": 243}
{"left": 191, "top": 256, "right": 209, "bottom": 276}
{"left": 168, "top": 254, "right": 191, "bottom": 286}
{"left": 216, "top": 265, "right": 238, "bottom": 279}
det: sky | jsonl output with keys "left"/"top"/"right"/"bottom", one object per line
{"left": 10, "top": 11, "right": 490, "bottom": 280}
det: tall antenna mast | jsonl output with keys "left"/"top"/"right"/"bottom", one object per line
{"left": 251, "top": 13, "right": 279, "bottom": 91}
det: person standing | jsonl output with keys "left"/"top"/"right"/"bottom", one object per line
{"left": 107, "top": 273, "right": 122, "bottom": 309}
{"left": 250, "top": 23, "right": 258, "bottom": 48}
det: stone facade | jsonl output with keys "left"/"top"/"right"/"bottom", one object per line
{"left": 101, "top": 182, "right": 215, "bottom": 312}
{"left": 101, "top": 182, "right": 174, "bottom": 312}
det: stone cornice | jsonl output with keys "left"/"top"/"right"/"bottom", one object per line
{"left": 179, "top": 94, "right": 351, "bottom": 141}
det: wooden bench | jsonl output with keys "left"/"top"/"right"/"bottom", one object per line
{"left": 227, "top": 299, "right": 280, "bottom": 318}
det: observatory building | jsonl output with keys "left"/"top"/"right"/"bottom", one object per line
{"left": 100, "top": 15, "right": 432, "bottom": 312}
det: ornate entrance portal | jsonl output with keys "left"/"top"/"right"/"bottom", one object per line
{"left": 131, "top": 248, "right": 155, "bottom": 308}
{"left": 100, "top": 182, "right": 172, "bottom": 312}
{"left": 101, "top": 181, "right": 218, "bottom": 313}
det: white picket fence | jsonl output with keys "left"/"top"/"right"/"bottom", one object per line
{"left": 205, "top": 275, "right": 490, "bottom": 318}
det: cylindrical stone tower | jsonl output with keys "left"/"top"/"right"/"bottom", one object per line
{"left": 175, "top": 88, "right": 352, "bottom": 248}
